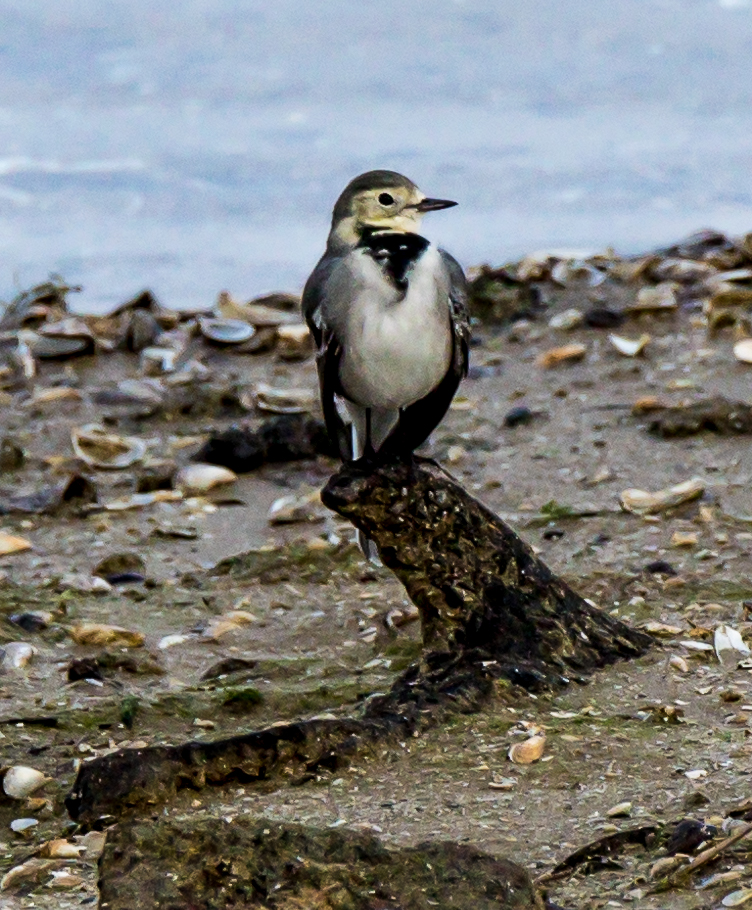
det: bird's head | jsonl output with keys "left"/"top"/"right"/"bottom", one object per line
{"left": 328, "top": 170, "right": 456, "bottom": 249}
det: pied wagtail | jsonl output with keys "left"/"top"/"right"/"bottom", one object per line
{"left": 303, "top": 169, "right": 469, "bottom": 465}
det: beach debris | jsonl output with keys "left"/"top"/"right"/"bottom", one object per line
{"left": 195, "top": 415, "right": 334, "bottom": 473}
{"left": 48, "top": 870, "right": 85, "bottom": 889}
{"left": 584, "top": 306, "right": 624, "bottom": 329}
{"left": 1, "top": 642, "right": 37, "bottom": 669}
{"left": 157, "top": 633, "right": 193, "bottom": 650}
{"left": 73, "top": 830, "right": 107, "bottom": 858}
{"left": 33, "top": 318, "right": 95, "bottom": 358}
{"left": 548, "top": 308, "right": 584, "bottom": 330}
{"left": 608, "top": 333, "right": 650, "bottom": 357}
{"left": 10, "top": 818, "right": 38, "bottom": 834}
{"left": 0, "top": 532, "right": 31, "bottom": 555}
{"left": 97, "top": 490, "right": 183, "bottom": 512}
{"left": 197, "top": 610, "right": 258, "bottom": 641}
{"left": 58, "top": 573, "right": 112, "bottom": 595}
{"left": 3, "top": 766, "right": 47, "bottom": 799}
{"left": 72, "top": 425, "right": 146, "bottom": 469}
{"left": 268, "top": 488, "right": 326, "bottom": 524}
{"left": 669, "top": 656, "right": 689, "bottom": 672}
{"left": 619, "top": 477, "right": 705, "bottom": 515}
{"left": 276, "top": 324, "right": 313, "bottom": 360}
{"left": 671, "top": 530, "right": 698, "bottom": 547}
{"left": 69, "top": 624, "right": 145, "bottom": 648}
{"left": 508, "top": 733, "right": 546, "bottom": 764}
{"left": 94, "top": 552, "right": 146, "bottom": 583}
{"left": 714, "top": 625, "right": 751, "bottom": 668}
{"left": 0, "top": 472, "right": 95, "bottom": 516}
{"left": 175, "top": 463, "right": 237, "bottom": 495}
{"left": 198, "top": 317, "right": 256, "bottom": 345}
{"left": 1, "top": 859, "right": 56, "bottom": 891}
{"left": 606, "top": 801, "right": 632, "bottom": 818}
{"left": 140, "top": 346, "right": 177, "bottom": 375}
{"left": 642, "top": 621, "right": 683, "bottom": 637}
{"left": 9, "top": 610, "right": 54, "bottom": 632}
{"left": 254, "top": 383, "right": 316, "bottom": 414}
{"left": 626, "top": 282, "right": 678, "bottom": 313}
{"left": 216, "top": 291, "right": 300, "bottom": 326}
{"left": 503, "top": 405, "right": 535, "bottom": 427}
{"left": 733, "top": 338, "right": 752, "bottom": 364}
{"left": 0, "top": 438, "right": 24, "bottom": 472}
{"left": 536, "top": 343, "right": 587, "bottom": 368}
{"left": 722, "top": 889, "right": 752, "bottom": 907}
{"left": 645, "top": 397, "right": 752, "bottom": 437}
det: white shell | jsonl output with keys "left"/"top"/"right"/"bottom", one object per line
{"left": 1, "top": 642, "right": 37, "bottom": 669}
{"left": 508, "top": 734, "right": 546, "bottom": 764}
{"left": 733, "top": 338, "right": 752, "bottom": 364}
{"left": 608, "top": 333, "right": 650, "bottom": 357}
{"left": 723, "top": 889, "right": 752, "bottom": 907}
{"left": 548, "top": 308, "right": 584, "bottom": 330}
{"left": 140, "top": 346, "right": 176, "bottom": 375}
{"left": 198, "top": 317, "right": 255, "bottom": 344}
{"left": 10, "top": 818, "right": 38, "bottom": 833}
{"left": 255, "top": 383, "right": 316, "bottom": 414}
{"left": 72, "top": 424, "right": 147, "bottom": 469}
{"left": 268, "top": 489, "right": 326, "bottom": 524}
{"left": 714, "top": 624, "right": 751, "bottom": 667}
{"left": 3, "top": 766, "right": 46, "bottom": 799}
{"left": 619, "top": 477, "right": 705, "bottom": 515}
{"left": 175, "top": 464, "right": 237, "bottom": 495}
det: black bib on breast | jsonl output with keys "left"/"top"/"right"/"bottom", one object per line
{"left": 358, "top": 229, "right": 430, "bottom": 291}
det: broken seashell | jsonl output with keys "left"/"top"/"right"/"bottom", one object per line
{"left": 200, "top": 610, "right": 257, "bottom": 641}
{"left": 72, "top": 830, "right": 106, "bottom": 858}
{"left": 69, "top": 623, "right": 145, "bottom": 648}
{"left": 10, "top": 817, "right": 38, "bottom": 834}
{"left": 685, "top": 769, "right": 707, "bottom": 780}
{"left": 714, "top": 624, "right": 751, "bottom": 668}
{"left": 175, "top": 464, "right": 237, "bottom": 495}
{"left": 32, "top": 318, "right": 95, "bottom": 359}
{"left": 619, "top": 477, "right": 705, "bottom": 515}
{"left": 508, "top": 733, "right": 545, "bottom": 764}
{"left": 198, "top": 317, "right": 256, "bottom": 345}
{"left": 733, "top": 338, "right": 752, "bottom": 364}
{"left": 627, "top": 283, "right": 678, "bottom": 313}
{"left": 548, "top": 308, "right": 584, "bottom": 331}
{"left": 0, "top": 859, "right": 54, "bottom": 891}
{"left": 606, "top": 801, "right": 632, "bottom": 817}
{"left": 268, "top": 488, "right": 326, "bottom": 524}
{"left": 0, "top": 532, "right": 31, "bottom": 555}
{"left": 669, "top": 655, "right": 689, "bottom": 673}
{"left": 140, "top": 346, "right": 176, "bottom": 375}
{"left": 157, "top": 633, "right": 192, "bottom": 650}
{"left": 722, "top": 889, "right": 752, "bottom": 907}
{"left": 3, "top": 766, "right": 46, "bottom": 799}
{"left": 48, "top": 869, "right": 85, "bottom": 889}
{"left": 608, "top": 333, "right": 650, "bottom": 357}
{"left": 276, "top": 324, "right": 313, "bottom": 361}
{"left": 1, "top": 642, "right": 37, "bottom": 669}
{"left": 671, "top": 530, "right": 698, "bottom": 547}
{"left": 254, "top": 382, "right": 316, "bottom": 414}
{"left": 39, "top": 838, "right": 86, "bottom": 859}
{"left": 216, "top": 291, "right": 300, "bottom": 326}
{"left": 101, "top": 490, "right": 183, "bottom": 511}
{"left": 650, "top": 855, "right": 688, "bottom": 878}
{"left": 536, "top": 343, "right": 587, "bottom": 368}
{"left": 642, "top": 621, "right": 682, "bottom": 637}
{"left": 72, "top": 424, "right": 146, "bottom": 469}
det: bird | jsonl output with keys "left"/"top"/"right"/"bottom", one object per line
{"left": 302, "top": 170, "right": 470, "bottom": 469}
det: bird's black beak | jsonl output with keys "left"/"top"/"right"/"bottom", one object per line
{"left": 414, "top": 197, "right": 457, "bottom": 212}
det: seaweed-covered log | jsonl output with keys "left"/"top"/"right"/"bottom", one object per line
{"left": 98, "top": 817, "right": 544, "bottom": 910}
{"left": 322, "top": 458, "right": 652, "bottom": 689}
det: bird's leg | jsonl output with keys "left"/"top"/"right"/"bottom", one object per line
{"left": 351, "top": 408, "right": 378, "bottom": 469}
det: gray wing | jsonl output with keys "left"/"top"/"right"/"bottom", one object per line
{"left": 439, "top": 249, "right": 471, "bottom": 378}
{"left": 301, "top": 254, "right": 352, "bottom": 459}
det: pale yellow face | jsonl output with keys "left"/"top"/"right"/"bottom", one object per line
{"left": 333, "top": 184, "right": 427, "bottom": 245}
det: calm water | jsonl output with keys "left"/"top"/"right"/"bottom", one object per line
{"left": 1, "top": 0, "right": 752, "bottom": 312}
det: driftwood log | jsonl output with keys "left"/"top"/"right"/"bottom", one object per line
{"left": 322, "top": 458, "right": 653, "bottom": 690}
{"left": 66, "top": 457, "right": 652, "bottom": 827}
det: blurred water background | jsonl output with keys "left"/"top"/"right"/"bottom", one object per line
{"left": 1, "top": 0, "right": 752, "bottom": 312}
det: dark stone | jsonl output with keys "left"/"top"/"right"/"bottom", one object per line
{"left": 200, "top": 657, "right": 258, "bottom": 681}
{"left": 68, "top": 658, "right": 104, "bottom": 683}
{"left": 584, "top": 307, "right": 624, "bottom": 329}
{"left": 104, "top": 572, "right": 145, "bottom": 586}
{"left": 542, "top": 528, "right": 565, "bottom": 540}
{"left": 0, "top": 473, "right": 96, "bottom": 515}
{"left": 98, "top": 817, "right": 544, "bottom": 910}
{"left": 0, "top": 438, "right": 24, "bottom": 472}
{"left": 644, "top": 560, "right": 677, "bottom": 576}
{"left": 504, "top": 405, "right": 534, "bottom": 427}
{"left": 9, "top": 611, "right": 49, "bottom": 632}
{"left": 94, "top": 552, "right": 146, "bottom": 579}
{"left": 665, "top": 818, "right": 717, "bottom": 856}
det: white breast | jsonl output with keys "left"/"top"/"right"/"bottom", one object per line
{"left": 339, "top": 245, "right": 452, "bottom": 410}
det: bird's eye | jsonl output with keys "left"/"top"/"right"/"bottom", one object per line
{"left": 378, "top": 192, "right": 395, "bottom": 206}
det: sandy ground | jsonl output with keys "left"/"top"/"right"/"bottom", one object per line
{"left": 1, "top": 258, "right": 752, "bottom": 908}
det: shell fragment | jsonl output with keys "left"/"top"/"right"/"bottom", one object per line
{"left": 619, "top": 477, "right": 705, "bottom": 515}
